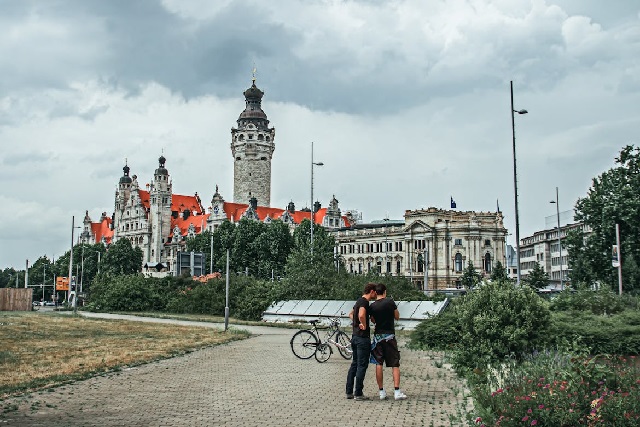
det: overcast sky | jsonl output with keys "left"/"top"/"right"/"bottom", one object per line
{"left": 1, "top": 0, "right": 639, "bottom": 269}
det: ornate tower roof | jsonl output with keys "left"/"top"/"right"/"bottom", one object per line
{"left": 237, "top": 79, "right": 270, "bottom": 130}
{"left": 119, "top": 164, "right": 132, "bottom": 184}
{"left": 155, "top": 155, "right": 168, "bottom": 176}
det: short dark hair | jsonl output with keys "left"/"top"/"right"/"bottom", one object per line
{"left": 363, "top": 283, "right": 377, "bottom": 294}
{"left": 375, "top": 283, "right": 387, "bottom": 295}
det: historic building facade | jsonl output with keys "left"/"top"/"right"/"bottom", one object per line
{"left": 81, "top": 79, "right": 352, "bottom": 273}
{"left": 331, "top": 207, "right": 508, "bottom": 290}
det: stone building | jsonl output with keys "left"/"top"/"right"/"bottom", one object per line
{"left": 331, "top": 207, "right": 508, "bottom": 290}
{"left": 81, "top": 79, "right": 352, "bottom": 274}
{"left": 231, "top": 76, "right": 276, "bottom": 206}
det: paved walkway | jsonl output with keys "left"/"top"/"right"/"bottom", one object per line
{"left": 1, "top": 313, "right": 472, "bottom": 427}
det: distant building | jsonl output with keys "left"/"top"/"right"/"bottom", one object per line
{"left": 518, "top": 210, "right": 591, "bottom": 288}
{"left": 331, "top": 207, "right": 508, "bottom": 290}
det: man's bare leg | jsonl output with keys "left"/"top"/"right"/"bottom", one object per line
{"left": 376, "top": 364, "right": 384, "bottom": 389}
{"left": 393, "top": 367, "right": 400, "bottom": 388}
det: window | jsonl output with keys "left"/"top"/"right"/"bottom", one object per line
{"left": 484, "top": 253, "right": 492, "bottom": 273}
{"left": 484, "top": 239, "right": 491, "bottom": 247}
{"left": 454, "top": 238, "right": 462, "bottom": 246}
{"left": 386, "top": 261, "right": 391, "bottom": 273}
{"left": 396, "top": 261, "right": 401, "bottom": 274}
{"left": 455, "top": 253, "right": 463, "bottom": 272}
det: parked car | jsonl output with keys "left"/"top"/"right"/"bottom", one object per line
{"left": 44, "top": 302, "right": 55, "bottom": 306}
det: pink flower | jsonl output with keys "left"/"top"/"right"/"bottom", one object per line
{"left": 522, "top": 416, "right": 529, "bottom": 421}
{"left": 475, "top": 417, "right": 482, "bottom": 424}
{"left": 528, "top": 408, "right": 532, "bottom": 414}
{"left": 538, "top": 404, "right": 544, "bottom": 409}
{"left": 531, "top": 421, "right": 537, "bottom": 426}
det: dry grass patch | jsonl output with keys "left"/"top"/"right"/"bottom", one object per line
{"left": 0, "top": 312, "right": 248, "bottom": 398}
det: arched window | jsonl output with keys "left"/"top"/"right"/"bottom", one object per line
{"left": 484, "top": 253, "right": 492, "bottom": 273}
{"left": 455, "top": 253, "right": 463, "bottom": 272}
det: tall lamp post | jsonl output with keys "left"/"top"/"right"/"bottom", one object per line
{"left": 550, "top": 187, "right": 563, "bottom": 290}
{"left": 68, "top": 216, "right": 75, "bottom": 310}
{"left": 510, "top": 80, "right": 528, "bottom": 286}
{"left": 310, "top": 141, "right": 324, "bottom": 254}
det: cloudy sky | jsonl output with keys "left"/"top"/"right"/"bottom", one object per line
{"left": 1, "top": 0, "right": 639, "bottom": 269}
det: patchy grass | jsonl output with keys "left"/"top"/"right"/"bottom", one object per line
{"left": 0, "top": 312, "right": 248, "bottom": 399}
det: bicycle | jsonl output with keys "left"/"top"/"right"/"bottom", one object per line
{"left": 290, "top": 316, "right": 352, "bottom": 363}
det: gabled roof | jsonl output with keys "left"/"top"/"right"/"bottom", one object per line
{"left": 169, "top": 213, "right": 211, "bottom": 237}
{"left": 137, "top": 190, "right": 204, "bottom": 215}
{"left": 90, "top": 217, "right": 113, "bottom": 244}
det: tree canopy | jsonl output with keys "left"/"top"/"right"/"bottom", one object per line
{"left": 100, "top": 238, "right": 143, "bottom": 276}
{"left": 568, "top": 145, "right": 640, "bottom": 292}
{"left": 523, "top": 262, "right": 549, "bottom": 289}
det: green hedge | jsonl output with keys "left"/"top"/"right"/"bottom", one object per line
{"left": 87, "top": 272, "right": 425, "bottom": 321}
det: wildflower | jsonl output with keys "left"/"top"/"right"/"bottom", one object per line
{"left": 475, "top": 417, "right": 482, "bottom": 424}
{"left": 538, "top": 404, "right": 544, "bottom": 409}
{"left": 528, "top": 408, "right": 532, "bottom": 414}
{"left": 531, "top": 421, "right": 537, "bottom": 426}
{"left": 522, "top": 416, "right": 529, "bottom": 421}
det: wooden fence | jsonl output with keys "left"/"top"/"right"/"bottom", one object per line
{"left": 0, "top": 288, "right": 33, "bottom": 311}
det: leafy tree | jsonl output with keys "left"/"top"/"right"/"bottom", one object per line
{"left": 569, "top": 145, "right": 640, "bottom": 292}
{"left": 460, "top": 261, "right": 481, "bottom": 289}
{"left": 52, "top": 243, "right": 106, "bottom": 289}
{"left": 100, "top": 238, "right": 143, "bottom": 276}
{"left": 490, "top": 260, "right": 509, "bottom": 282}
{"left": 523, "top": 262, "right": 549, "bottom": 289}
{"left": 0, "top": 267, "right": 18, "bottom": 288}
{"left": 253, "top": 220, "right": 294, "bottom": 279}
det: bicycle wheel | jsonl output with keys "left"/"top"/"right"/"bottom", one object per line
{"left": 290, "top": 330, "right": 318, "bottom": 359}
{"left": 315, "top": 343, "right": 332, "bottom": 363}
{"left": 336, "top": 331, "right": 352, "bottom": 359}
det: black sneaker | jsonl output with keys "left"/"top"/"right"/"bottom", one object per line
{"left": 346, "top": 394, "right": 354, "bottom": 399}
{"left": 354, "top": 395, "right": 370, "bottom": 401}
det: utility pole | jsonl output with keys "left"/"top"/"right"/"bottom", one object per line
{"left": 616, "top": 223, "right": 623, "bottom": 295}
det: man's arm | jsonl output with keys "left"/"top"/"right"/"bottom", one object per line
{"left": 394, "top": 309, "right": 400, "bottom": 321}
{"left": 358, "top": 307, "right": 367, "bottom": 329}
{"left": 348, "top": 309, "right": 354, "bottom": 321}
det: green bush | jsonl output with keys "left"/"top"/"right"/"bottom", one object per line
{"left": 409, "top": 300, "right": 461, "bottom": 351}
{"left": 547, "top": 311, "right": 640, "bottom": 355}
{"left": 550, "top": 286, "right": 627, "bottom": 314}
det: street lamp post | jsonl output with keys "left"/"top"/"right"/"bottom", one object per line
{"left": 550, "top": 187, "right": 563, "bottom": 290}
{"left": 68, "top": 216, "right": 75, "bottom": 307}
{"left": 310, "top": 141, "right": 324, "bottom": 254}
{"left": 510, "top": 80, "right": 528, "bottom": 286}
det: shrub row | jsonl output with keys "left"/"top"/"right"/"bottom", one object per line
{"left": 87, "top": 271, "right": 426, "bottom": 321}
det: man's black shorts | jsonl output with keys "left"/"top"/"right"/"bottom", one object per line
{"left": 372, "top": 337, "right": 400, "bottom": 367}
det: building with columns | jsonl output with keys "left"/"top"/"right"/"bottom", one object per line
{"left": 332, "top": 207, "right": 508, "bottom": 290}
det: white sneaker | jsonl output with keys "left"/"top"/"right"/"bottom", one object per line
{"left": 379, "top": 389, "right": 387, "bottom": 400}
{"left": 394, "top": 390, "right": 407, "bottom": 400}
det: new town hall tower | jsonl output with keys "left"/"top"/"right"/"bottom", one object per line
{"left": 231, "top": 77, "right": 275, "bottom": 206}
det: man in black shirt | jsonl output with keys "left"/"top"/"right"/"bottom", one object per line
{"left": 369, "top": 283, "right": 407, "bottom": 400}
{"left": 345, "top": 283, "right": 377, "bottom": 401}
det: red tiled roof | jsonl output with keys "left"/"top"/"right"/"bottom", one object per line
{"left": 172, "top": 194, "right": 205, "bottom": 215}
{"left": 136, "top": 190, "right": 204, "bottom": 215}
{"left": 219, "top": 203, "right": 350, "bottom": 227}
{"left": 138, "top": 190, "right": 150, "bottom": 209}
{"left": 169, "top": 213, "right": 211, "bottom": 237}
{"left": 91, "top": 217, "right": 113, "bottom": 244}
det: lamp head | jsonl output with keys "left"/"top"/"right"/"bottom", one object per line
{"left": 515, "top": 109, "right": 528, "bottom": 115}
